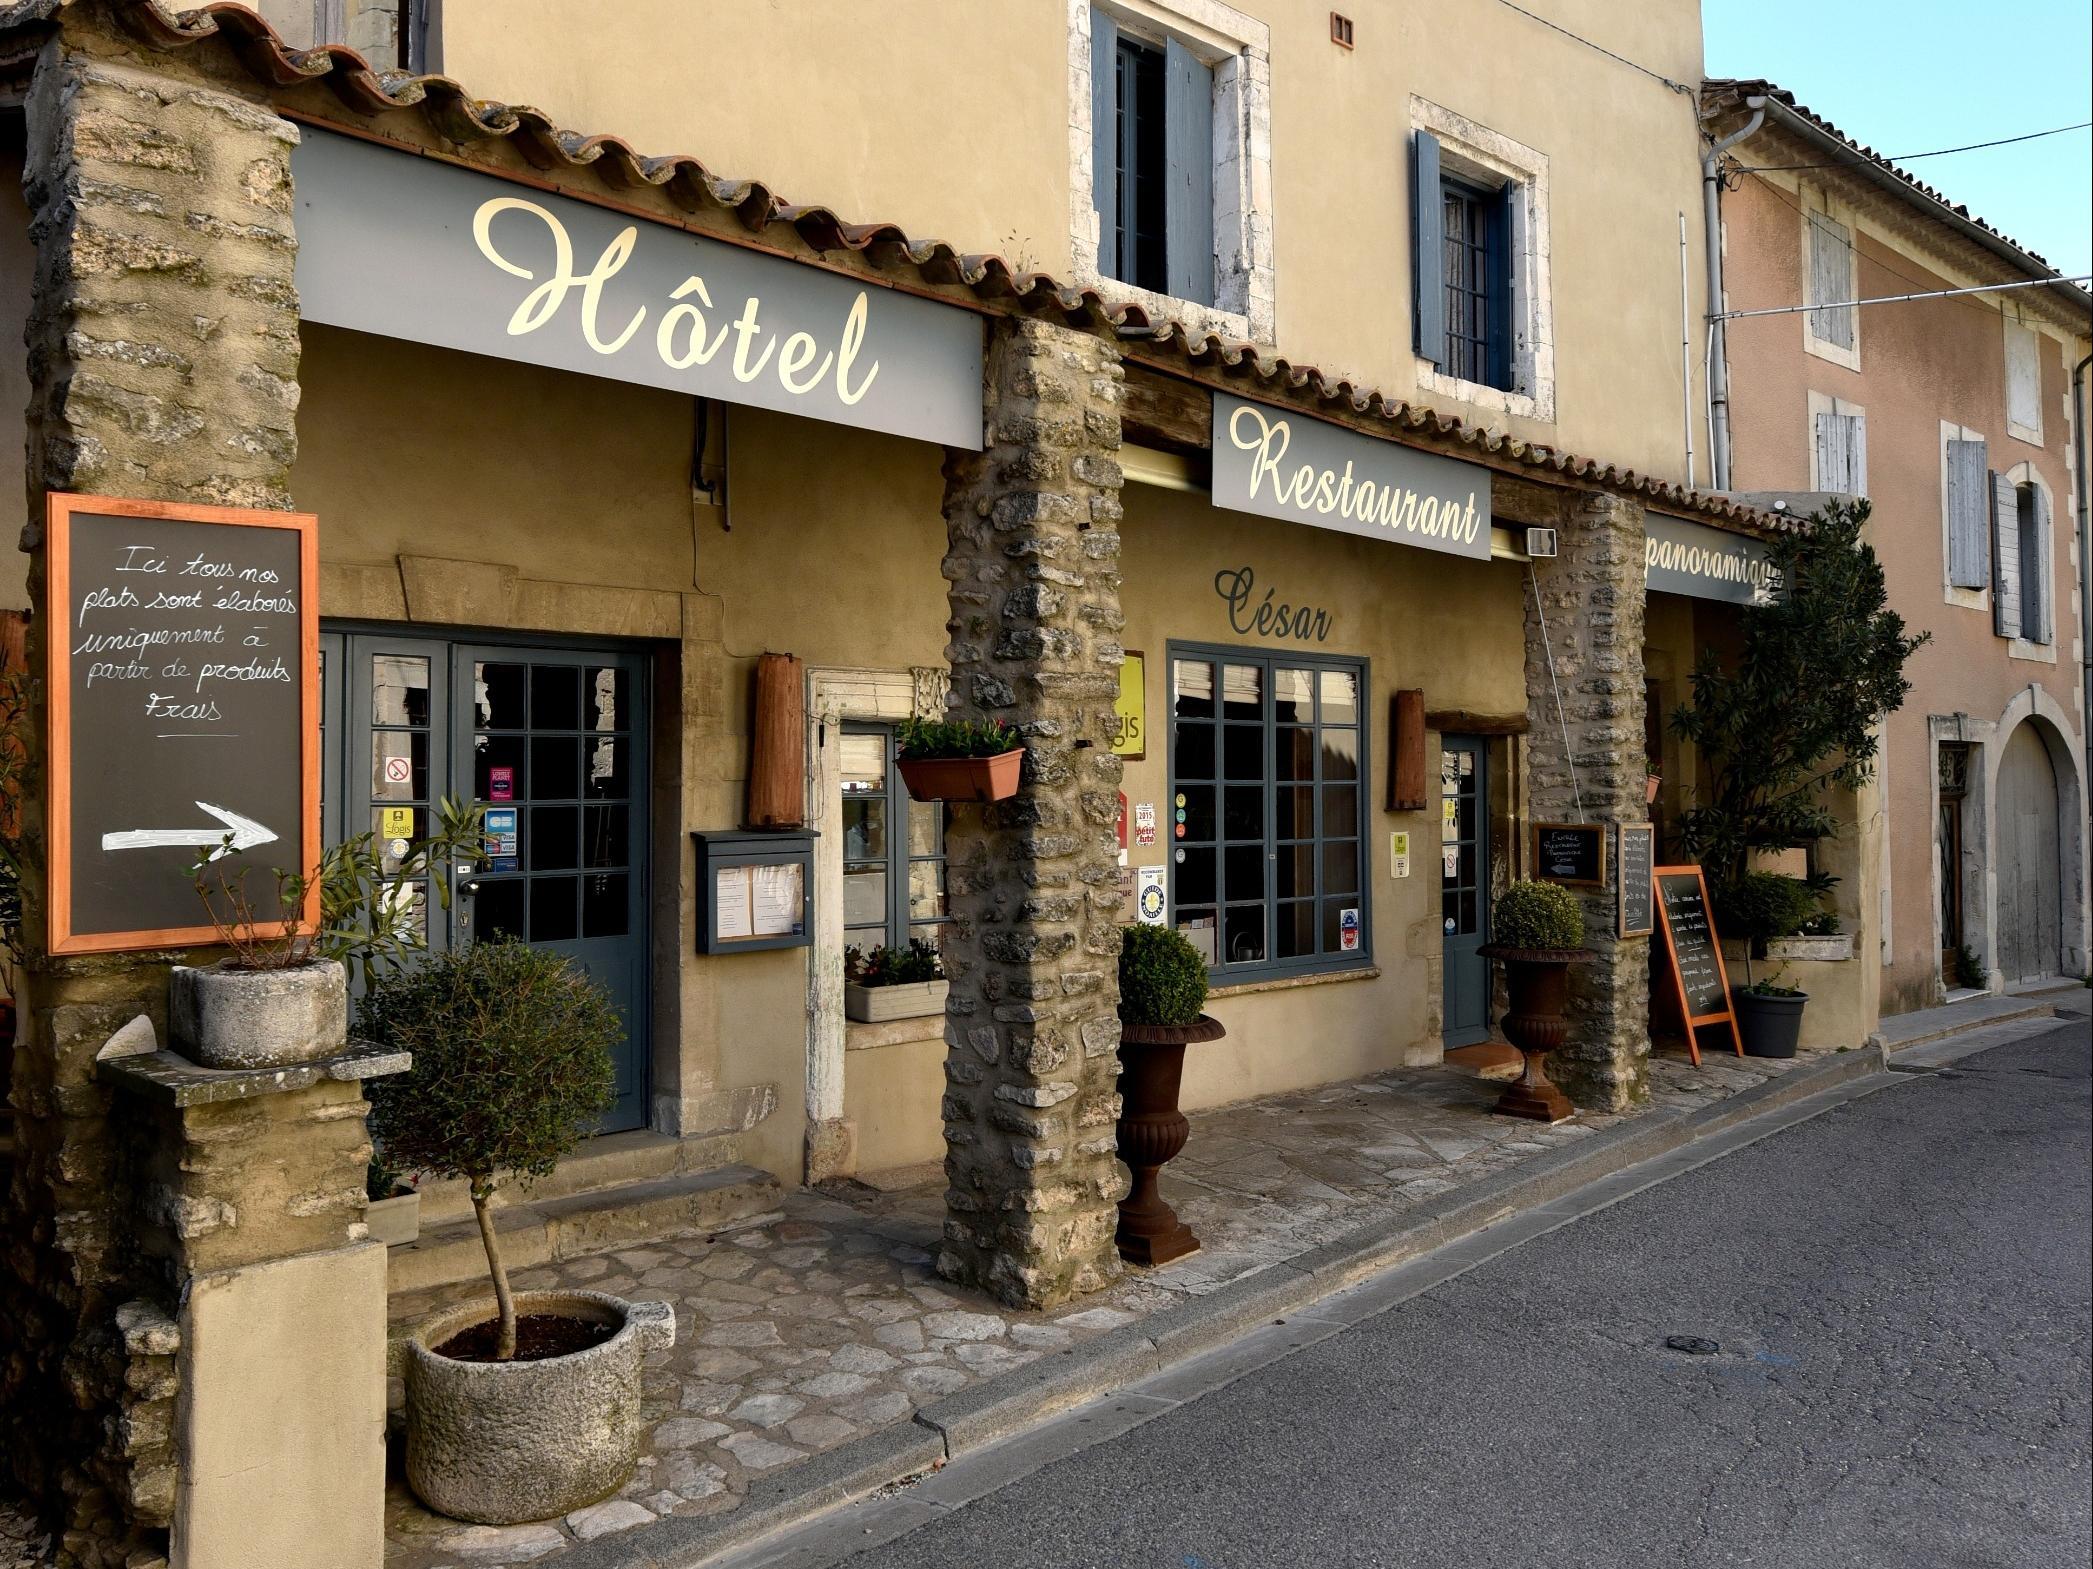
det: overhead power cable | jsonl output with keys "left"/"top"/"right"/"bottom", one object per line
{"left": 1488, "top": 0, "right": 1694, "bottom": 96}
{"left": 1735, "top": 119, "right": 2092, "bottom": 173}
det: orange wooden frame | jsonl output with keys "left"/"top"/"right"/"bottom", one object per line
{"left": 1652, "top": 863, "right": 1743, "bottom": 1064}
{"left": 45, "top": 493, "right": 321, "bottom": 955}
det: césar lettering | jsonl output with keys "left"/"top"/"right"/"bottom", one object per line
{"left": 1214, "top": 566, "right": 1333, "bottom": 644}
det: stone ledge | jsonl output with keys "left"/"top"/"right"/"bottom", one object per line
{"left": 97, "top": 1040, "right": 408, "bottom": 1106}
{"left": 845, "top": 1017, "right": 946, "bottom": 1052}
{"left": 1208, "top": 965, "right": 1380, "bottom": 1000}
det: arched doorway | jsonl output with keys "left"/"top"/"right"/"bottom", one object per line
{"left": 1995, "top": 722, "right": 2063, "bottom": 982}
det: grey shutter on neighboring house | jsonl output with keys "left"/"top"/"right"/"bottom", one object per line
{"left": 1162, "top": 37, "right": 1213, "bottom": 305}
{"left": 1990, "top": 470, "right": 2022, "bottom": 640}
{"left": 1413, "top": 130, "right": 1445, "bottom": 370}
{"left": 1091, "top": 9, "right": 1118, "bottom": 280}
{"left": 2029, "top": 485, "right": 2053, "bottom": 643}
{"left": 1945, "top": 438, "right": 1989, "bottom": 588}
{"left": 1807, "top": 212, "right": 1855, "bottom": 350}
{"left": 1814, "top": 411, "right": 1863, "bottom": 494}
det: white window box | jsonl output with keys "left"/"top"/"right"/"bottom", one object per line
{"left": 1765, "top": 935, "right": 1853, "bottom": 963}
{"left": 844, "top": 979, "right": 949, "bottom": 1024}
{"left": 366, "top": 1188, "right": 421, "bottom": 1248}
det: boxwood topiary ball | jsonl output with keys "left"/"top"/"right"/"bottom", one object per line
{"left": 1117, "top": 925, "right": 1209, "bottom": 1028}
{"left": 1490, "top": 880, "right": 1585, "bottom": 950}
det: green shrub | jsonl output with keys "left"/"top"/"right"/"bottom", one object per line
{"left": 846, "top": 939, "right": 945, "bottom": 987}
{"left": 1490, "top": 880, "right": 1584, "bottom": 950}
{"left": 895, "top": 716, "right": 1023, "bottom": 760}
{"left": 1952, "top": 944, "right": 1987, "bottom": 991}
{"left": 1715, "top": 871, "right": 1819, "bottom": 947}
{"left": 1118, "top": 925, "right": 1209, "bottom": 1027}
{"left": 362, "top": 940, "right": 619, "bottom": 1358}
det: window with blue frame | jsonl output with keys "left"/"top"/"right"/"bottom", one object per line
{"left": 840, "top": 724, "right": 948, "bottom": 952}
{"left": 1167, "top": 646, "right": 1370, "bottom": 982}
{"left": 1413, "top": 129, "right": 1518, "bottom": 393}
{"left": 1090, "top": 9, "right": 1215, "bottom": 305}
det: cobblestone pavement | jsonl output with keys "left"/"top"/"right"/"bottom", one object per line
{"left": 0, "top": 1498, "right": 50, "bottom": 1569}
{"left": 383, "top": 1045, "right": 1803, "bottom": 1566}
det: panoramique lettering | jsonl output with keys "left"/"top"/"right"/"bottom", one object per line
{"left": 1225, "top": 403, "right": 1484, "bottom": 546}
{"left": 1644, "top": 535, "right": 1778, "bottom": 598}
{"left": 472, "top": 197, "right": 880, "bottom": 405}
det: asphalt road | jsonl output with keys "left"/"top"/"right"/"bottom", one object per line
{"left": 842, "top": 1017, "right": 2093, "bottom": 1569}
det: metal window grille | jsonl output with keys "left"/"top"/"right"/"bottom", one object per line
{"left": 1442, "top": 179, "right": 1511, "bottom": 390}
{"left": 1113, "top": 36, "right": 1169, "bottom": 295}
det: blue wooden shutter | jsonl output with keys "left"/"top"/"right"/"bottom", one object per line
{"left": 1945, "top": 438, "right": 1988, "bottom": 588}
{"left": 1162, "top": 37, "right": 1213, "bottom": 305}
{"left": 2030, "top": 485, "right": 2053, "bottom": 643}
{"left": 1091, "top": 10, "right": 1118, "bottom": 280}
{"left": 1413, "top": 130, "right": 1445, "bottom": 369}
{"left": 1990, "top": 470, "right": 2021, "bottom": 640}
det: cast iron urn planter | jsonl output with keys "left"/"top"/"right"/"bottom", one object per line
{"left": 1477, "top": 945, "right": 1590, "bottom": 1123}
{"left": 1115, "top": 1013, "right": 1226, "bottom": 1266}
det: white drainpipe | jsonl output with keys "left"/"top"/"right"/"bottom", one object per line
{"left": 1703, "top": 96, "right": 1767, "bottom": 492}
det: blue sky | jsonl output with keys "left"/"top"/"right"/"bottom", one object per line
{"left": 1703, "top": 0, "right": 2092, "bottom": 277}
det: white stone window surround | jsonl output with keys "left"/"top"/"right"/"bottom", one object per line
{"left": 2002, "top": 459, "right": 2058, "bottom": 665}
{"left": 1408, "top": 96, "right": 1555, "bottom": 424}
{"left": 1806, "top": 388, "right": 1865, "bottom": 494}
{"left": 1800, "top": 186, "right": 1861, "bottom": 373}
{"left": 2003, "top": 314, "right": 2043, "bottom": 446}
{"left": 801, "top": 665, "right": 948, "bottom": 1168}
{"left": 1939, "top": 418, "right": 1988, "bottom": 613}
{"left": 1066, "top": 0, "right": 1275, "bottom": 345}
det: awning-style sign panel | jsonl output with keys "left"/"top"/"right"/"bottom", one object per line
{"left": 293, "top": 131, "right": 986, "bottom": 450}
{"left": 1210, "top": 393, "right": 1493, "bottom": 560}
{"left": 1645, "top": 515, "right": 1779, "bottom": 605}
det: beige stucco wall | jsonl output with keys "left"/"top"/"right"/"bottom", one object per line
{"left": 2, "top": 140, "right": 30, "bottom": 613}
{"left": 1722, "top": 170, "right": 2091, "bottom": 1013}
{"left": 432, "top": 0, "right": 1709, "bottom": 483}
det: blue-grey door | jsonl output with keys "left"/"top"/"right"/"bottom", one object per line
{"left": 1440, "top": 736, "right": 1491, "bottom": 1046}
{"left": 320, "top": 632, "right": 651, "bottom": 1133}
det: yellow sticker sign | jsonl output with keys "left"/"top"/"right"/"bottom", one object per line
{"left": 1108, "top": 649, "right": 1146, "bottom": 760}
{"left": 380, "top": 806, "right": 415, "bottom": 841}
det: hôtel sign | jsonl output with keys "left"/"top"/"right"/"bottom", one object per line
{"left": 1210, "top": 393, "right": 1492, "bottom": 561}
{"left": 292, "top": 131, "right": 985, "bottom": 449}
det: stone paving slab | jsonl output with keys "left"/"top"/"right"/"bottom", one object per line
{"left": 382, "top": 1044, "right": 1807, "bottom": 1567}
{"left": 1875, "top": 985, "right": 2075, "bottom": 1050}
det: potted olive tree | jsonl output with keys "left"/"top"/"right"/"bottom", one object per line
{"left": 894, "top": 717, "right": 1025, "bottom": 803}
{"left": 362, "top": 940, "right": 674, "bottom": 1525}
{"left": 843, "top": 938, "right": 948, "bottom": 1022}
{"left": 1719, "top": 871, "right": 1818, "bottom": 1059}
{"left": 1114, "top": 925, "right": 1225, "bottom": 1266}
{"left": 1478, "top": 881, "right": 1589, "bottom": 1122}
{"left": 175, "top": 800, "right": 482, "bottom": 1069}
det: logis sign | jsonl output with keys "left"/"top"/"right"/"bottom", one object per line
{"left": 1210, "top": 393, "right": 1492, "bottom": 561}
{"left": 292, "top": 131, "right": 985, "bottom": 449}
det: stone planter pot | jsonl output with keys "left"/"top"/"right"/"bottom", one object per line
{"left": 896, "top": 748, "right": 1024, "bottom": 803}
{"left": 403, "top": 1290, "right": 675, "bottom": 1525}
{"left": 844, "top": 978, "right": 948, "bottom": 1023}
{"left": 1477, "top": 945, "right": 1590, "bottom": 1123}
{"left": 1115, "top": 1014, "right": 1226, "bottom": 1266}
{"left": 1733, "top": 988, "right": 1808, "bottom": 1059}
{"left": 169, "top": 959, "right": 348, "bottom": 1069}
{"left": 367, "top": 1188, "right": 421, "bottom": 1247}
{"left": 1765, "top": 934, "right": 1853, "bottom": 963}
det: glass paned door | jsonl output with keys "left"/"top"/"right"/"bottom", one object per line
{"left": 320, "top": 631, "right": 651, "bottom": 1133}
{"left": 1440, "top": 736, "right": 1490, "bottom": 1046}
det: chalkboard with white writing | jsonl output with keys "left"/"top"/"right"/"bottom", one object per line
{"left": 1617, "top": 824, "right": 1654, "bottom": 938}
{"left": 1533, "top": 821, "right": 1606, "bottom": 887}
{"left": 47, "top": 496, "right": 318, "bottom": 954}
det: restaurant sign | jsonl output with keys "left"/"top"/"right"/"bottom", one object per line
{"left": 292, "top": 131, "right": 985, "bottom": 449}
{"left": 1644, "top": 515, "right": 1779, "bottom": 606}
{"left": 1210, "top": 394, "right": 1492, "bottom": 561}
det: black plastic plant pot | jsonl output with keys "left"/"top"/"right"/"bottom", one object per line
{"left": 1733, "top": 987, "right": 1808, "bottom": 1059}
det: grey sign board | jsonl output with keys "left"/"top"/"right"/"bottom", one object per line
{"left": 1210, "top": 393, "right": 1493, "bottom": 561}
{"left": 293, "top": 131, "right": 985, "bottom": 449}
{"left": 1644, "top": 514, "right": 1778, "bottom": 606}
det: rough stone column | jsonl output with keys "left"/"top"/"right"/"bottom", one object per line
{"left": 936, "top": 318, "right": 1128, "bottom": 1309}
{"left": 2, "top": 11, "right": 301, "bottom": 1563}
{"left": 1523, "top": 490, "right": 1651, "bottom": 1110}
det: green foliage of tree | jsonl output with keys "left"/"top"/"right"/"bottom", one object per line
{"left": 1672, "top": 500, "right": 1927, "bottom": 888}
{"left": 362, "top": 940, "right": 618, "bottom": 1359}
{"left": 1117, "top": 925, "right": 1209, "bottom": 1027}
{"left": 1489, "top": 880, "right": 1585, "bottom": 951}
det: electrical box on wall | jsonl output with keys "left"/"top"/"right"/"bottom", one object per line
{"left": 1526, "top": 527, "right": 1558, "bottom": 558}
{"left": 693, "top": 830, "right": 817, "bottom": 954}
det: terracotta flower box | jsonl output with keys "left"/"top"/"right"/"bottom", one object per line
{"left": 844, "top": 979, "right": 949, "bottom": 1023}
{"left": 897, "top": 748, "right": 1024, "bottom": 803}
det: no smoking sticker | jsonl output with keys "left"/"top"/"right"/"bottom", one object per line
{"left": 384, "top": 755, "right": 412, "bottom": 785}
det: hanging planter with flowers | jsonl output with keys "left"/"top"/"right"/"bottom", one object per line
{"left": 894, "top": 717, "right": 1025, "bottom": 803}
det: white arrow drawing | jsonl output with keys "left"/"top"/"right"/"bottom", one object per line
{"left": 102, "top": 802, "right": 279, "bottom": 861}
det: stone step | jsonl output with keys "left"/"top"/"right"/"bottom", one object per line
{"left": 410, "top": 1129, "right": 739, "bottom": 1229}
{"left": 385, "top": 1163, "right": 785, "bottom": 1297}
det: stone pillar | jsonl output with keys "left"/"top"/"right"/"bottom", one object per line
{"left": 935, "top": 318, "right": 1128, "bottom": 1309}
{"left": 1, "top": 10, "right": 302, "bottom": 1562}
{"left": 1523, "top": 490, "right": 1651, "bottom": 1110}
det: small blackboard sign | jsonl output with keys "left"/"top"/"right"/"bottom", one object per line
{"left": 1533, "top": 821, "right": 1606, "bottom": 887}
{"left": 1617, "top": 823, "right": 1655, "bottom": 939}
{"left": 46, "top": 494, "right": 319, "bottom": 954}
{"left": 1653, "top": 864, "right": 1743, "bottom": 1062}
